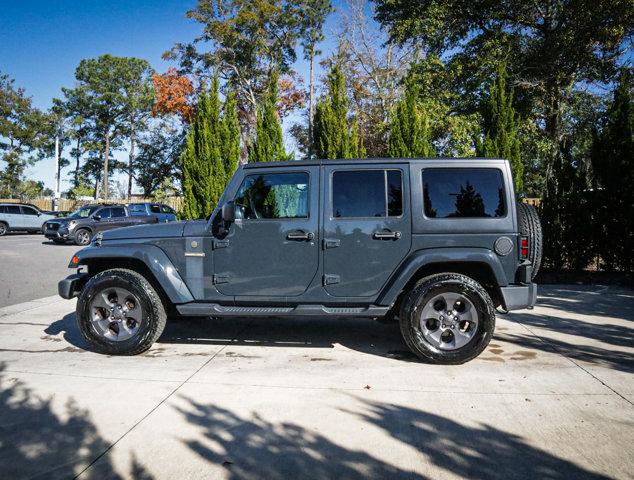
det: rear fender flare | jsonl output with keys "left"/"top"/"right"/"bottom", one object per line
{"left": 376, "top": 248, "right": 508, "bottom": 306}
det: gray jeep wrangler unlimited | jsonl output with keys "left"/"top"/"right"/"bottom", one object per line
{"left": 58, "top": 158, "right": 540, "bottom": 364}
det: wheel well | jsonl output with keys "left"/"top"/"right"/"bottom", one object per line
{"left": 75, "top": 226, "right": 92, "bottom": 234}
{"left": 392, "top": 261, "right": 502, "bottom": 312}
{"left": 82, "top": 257, "right": 174, "bottom": 313}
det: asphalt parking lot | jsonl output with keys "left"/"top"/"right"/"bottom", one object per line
{"left": 0, "top": 238, "right": 632, "bottom": 479}
{"left": 0, "top": 233, "right": 78, "bottom": 307}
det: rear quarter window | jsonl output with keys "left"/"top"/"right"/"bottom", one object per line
{"left": 422, "top": 168, "right": 506, "bottom": 218}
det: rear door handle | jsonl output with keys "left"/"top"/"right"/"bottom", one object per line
{"left": 373, "top": 230, "right": 401, "bottom": 240}
{"left": 287, "top": 230, "right": 314, "bottom": 241}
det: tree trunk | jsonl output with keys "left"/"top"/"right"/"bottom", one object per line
{"left": 103, "top": 131, "right": 110, "bottom": 200}
{"left": 128, "top": 127, "right": 135, "bottom": 200}
{"left": 309, "top": 50, "right": 315, "bottom": 156}
{"left": 74, "top": 136, "right": 81, "bottom": 187}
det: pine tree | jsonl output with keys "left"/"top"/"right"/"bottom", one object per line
{"left": 221, "top": 88, "right": 241, "bottom": 177}
{"left": 248, "top": 71, "right": 291, "bottom": 163}
{"left": 387, "top": 74, "right": 434, "bottom": 158}
{"left": 181, "top": 78, "right": 225, "bottom": 219}
{"left": 477, "top": 65, "right": 523, "bottom": 192}
{"left": 313, "top": 62, "right": 364, "bottom": 159}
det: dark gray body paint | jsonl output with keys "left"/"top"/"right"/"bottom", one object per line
{"left": 63, "top": 158, "right": 537, "bottom": 313}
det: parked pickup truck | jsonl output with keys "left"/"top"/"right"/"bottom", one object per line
{"left": 128, "top": 202, "right": 178, "bottom": 223}
{"left": 58, "top": 158, "right": 541, "bottom": 363}
{"left": 45, "top": 204, "right": 159, "bottom": 246}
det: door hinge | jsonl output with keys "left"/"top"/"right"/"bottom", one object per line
{"left": 323, "top": 274, "right": 340, "bottom": 286}
{"left": 213, "top": 274, "right": 229, "bottom": 285}
{"left": 213, "top": 239, "right": 230, "bottom": 249}
{"left": 323, "top": 238, "right": 340, "bottom": 249}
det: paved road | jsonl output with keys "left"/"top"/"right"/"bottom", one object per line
{"left": 0, "top": 285, "right": 631, "bottom": 479}
{"left": 0, "top": 233, "right": 79, "bottom": 308}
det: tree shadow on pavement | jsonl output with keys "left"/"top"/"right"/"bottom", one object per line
{"left": 175, "top": 395, "right": 611, "bottom": 480}
{"left": 0, "top": 362, "right": 155, "bottom": 479}
{"left": 350, "top": 399, "right": 612, "bottom": 480}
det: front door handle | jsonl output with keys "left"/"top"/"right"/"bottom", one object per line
{"left": 287, "top": 230, "right": 314, "bottom": 241}
{"left": 373, "top": 230, "right": 401, "bottom": 240}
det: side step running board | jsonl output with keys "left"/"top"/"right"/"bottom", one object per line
{"left": 176, "top": 303, "right": 390, "bottom": 318}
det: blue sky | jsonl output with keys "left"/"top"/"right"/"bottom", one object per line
{"left": 0, "top": 0, "right": 345, "bottom": 193}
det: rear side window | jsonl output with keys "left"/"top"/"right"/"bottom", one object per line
{"left": 332, "top": 170, "right": 403, "bottom": 218}
{"left": 6, "top": 205, "right": 21, "bottom": 214}
{"left": 234, "top": 172, "right": 309, "bottom": 219}
{"left": 0, "top": 206, "right": 5, "bottom": 213}
{"left": 21, "top": 206, "right": 38, "bottom": 215}
{"left": 111, "top": 207, "right": 126, "bottom": 218}
{"left": 422, "top": 168, "right": 506, "bottom": 218}
{"left": 129, "top": 204, "right": 146, "bottom": 213}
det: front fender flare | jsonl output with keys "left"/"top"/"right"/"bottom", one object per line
{"left": 71, "top": 244, "right": 194, "bottom": 304}
{"left": 376, "top": 248, "right": 508, "bottom": 306}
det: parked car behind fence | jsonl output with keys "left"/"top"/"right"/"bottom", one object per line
{"left": 0, "top": 203, "right": 56, "bottom": 235}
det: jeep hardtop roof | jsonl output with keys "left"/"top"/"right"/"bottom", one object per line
{"left": 242, "top": 157, "right": 509, "bottom": 169}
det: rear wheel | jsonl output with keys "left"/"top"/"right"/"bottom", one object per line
{"left": 0, "top": 222, "right": 7, "bottom": 236}
{"left": 76, "top": 269, "right": 167, "bottom": 355}
{"left": 517, "top": 202, "right": 543, "bottom": 279}
{"left": 400, "top": 273, "right": 495, "bottom": 364}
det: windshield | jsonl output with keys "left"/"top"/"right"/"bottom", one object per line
{"left": 69, "top": 205, "right": 100, "bottom": 218}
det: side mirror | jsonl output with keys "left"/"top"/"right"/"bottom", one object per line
{"left": 221, "top": 201, "right": 235, "bottom": 223}
{"left": 93, "top": 215, "right": 101, "bottom": 221}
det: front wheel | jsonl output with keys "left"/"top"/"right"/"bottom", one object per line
{"left": 399, "top": 273, "right": 495, "bottom": 364}
{"left": 74, "top": 228, "right": 92, "bottom": 246}
{"left": 76, "top": 269, "right": 167, "bottom": 355}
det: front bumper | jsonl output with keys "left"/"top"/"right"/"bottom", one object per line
{"left": 500, "top": 283, "right": 537, "bottom": 311}
{"left": 58, "top": 272, "right": 88, "bottom": 299}
{"left": 45, "top": 228, "right": 70, "bottom": 240}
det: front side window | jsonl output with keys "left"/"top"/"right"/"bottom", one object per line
{"left": 150, "top": 204, "right": 161, "bottom": 214}
{"left": 332, "top": 170, "right": 403, "bottom": 218}
{"left": 234, "top": 172, "right": 309, "bottom": 219}
{"left": 422, "top": 168, "right": 506, "bottom": 218}
{"left": 96, "top": 208, "right": 112, "bottom": 219}
{"left": 161, "top": 205, "right": 175, "bottom": 214}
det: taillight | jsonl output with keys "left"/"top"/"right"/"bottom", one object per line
{"left": 520, "top": 236, "right": 529, "bottom": 260}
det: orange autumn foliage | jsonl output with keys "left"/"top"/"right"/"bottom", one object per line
{"left": 152, "top": 68, "right": 194, "bottom": 122}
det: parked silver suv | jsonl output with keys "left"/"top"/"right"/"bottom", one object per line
{"left": 0, "top": 203, "right": 56, "bottom": 235}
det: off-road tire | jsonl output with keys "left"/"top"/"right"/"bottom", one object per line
{"left": 74, "top": 228, "right": 92, "bottom": 246}
{"left": 399, "top": 273, "right": 495, "bottom": 364}
{"left": 76, "top": 269, "right": 167, "bottom": 355}
{"left": 0, "top": 222, "right": 8, "bottom": 236}
{"left": 517, "top": 202, "right": 543, "bottom": 279}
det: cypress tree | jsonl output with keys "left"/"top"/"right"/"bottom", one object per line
{"left": 221, "top": 88, "right": 241, "bottom": 177}
{"left": 313, "top": 62, "right": 364, "bottom": 159}
{"left": 387, "top": 74, "right": 434, "bottom": 158}
{"left": 248, "top": 71, "right": 291, "bottom": 162}
{"left": 590, "top": 68, "right": 633, "bottom": 272}
{"left": 477, "top": 65, "right": 523, "bottom": 192}
{"left": 181, "top": 77, "right": 225, "bottom": 219}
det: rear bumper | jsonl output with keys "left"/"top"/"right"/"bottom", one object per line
{"left": 500, "top": 283, "right": 537, "bottom": 311}
{"left": 58, "top": 272, "right": 88, "bottom": 299}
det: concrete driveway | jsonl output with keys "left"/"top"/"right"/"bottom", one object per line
{"left": 0, "top": 285, "right": 632, "bottom": 479}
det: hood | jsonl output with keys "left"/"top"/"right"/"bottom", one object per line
{"left": 102, "top": 221, "right": 188, "bottom": 241}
